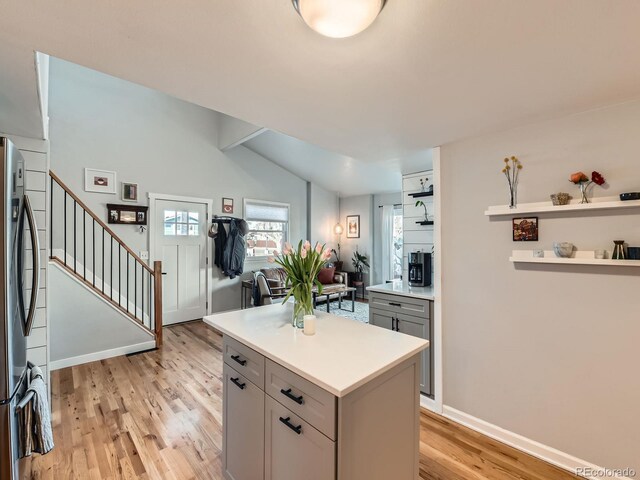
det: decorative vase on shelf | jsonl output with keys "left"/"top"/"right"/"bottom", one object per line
{"left": 579, "top": 182, "right": 590, "bottom": 204}
{"left": 509, "top": 185, "right": 518, "bottom": 209}
{"left": 612, "top": 241, "right": 626, "bottom": 260}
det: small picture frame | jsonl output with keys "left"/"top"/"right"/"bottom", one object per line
{"left": 513, "top": 217, "right": 539, "bottom": 242}
{"left": 222, "top": 197, "right": 234, "bottom": 214}
{"left": 121, "top": 182, "right": 138, "bottom": 202}
{"left": 84, "top": 168, "right": 117, "bottom": 194}
{"left": 346, "top": 215, "right": 360, "bottom": 239}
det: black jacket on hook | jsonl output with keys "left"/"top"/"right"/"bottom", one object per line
{"left": 222, "top": 219, "right": 247, "bottom": 279}
{"left": 213, "top": 220, "right": 228, "bottom": 268}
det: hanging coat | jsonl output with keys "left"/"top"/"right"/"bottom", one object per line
{"left": 213, "top": 220, "right": 228, "bottom": 268}
{"left": 222, "top": 219, "right": 247, "bottom": 279}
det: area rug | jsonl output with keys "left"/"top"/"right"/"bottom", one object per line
{"left": 320, "top": 299, "right": 369, "bottom": 323}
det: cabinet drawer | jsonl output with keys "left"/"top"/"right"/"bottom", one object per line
{"left": 369, "top": 292, "right": 430, "bottom": 318}
{"left": 223, "top": 363, "right": 265, "bottom": 480}
{"left": 265, "top": 359, "right": 337, "bottom": 440}
{"left": 265, "top": 395, "right": 335, "bottom": 480}
{"left": 223, "top": 336, "right": 265, "bottom": 390}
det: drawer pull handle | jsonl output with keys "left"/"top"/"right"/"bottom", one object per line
{"left": 389, "top": 302, "right": 402, "bottom": 307}
{"left": 230, "top": 377, "right": 246, "bottom": 390}
{"left": 279, "top": 416, "right": 302, "bottom": 435}
{"left": 280, "top": 388, "right": 304, "bottom": 405}
{"left": 231, "top": 354, "right": 247, "bottom": 366}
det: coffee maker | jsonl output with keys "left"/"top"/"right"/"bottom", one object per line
{"left": 408, "top": 251, "right": 431, "bottom": 287}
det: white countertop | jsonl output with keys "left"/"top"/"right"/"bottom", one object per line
{"left": 203, "top": 304, "right": 429, "bottom": 397}
{"left": 366, "top": 282, "right": 435, "bottom": 300}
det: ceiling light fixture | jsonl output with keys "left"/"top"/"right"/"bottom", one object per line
{"left": 292, "top": 0, "right": 387, "bottom": 39}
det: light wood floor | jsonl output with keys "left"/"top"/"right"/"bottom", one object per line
{"left": 23, "top": 321, "right": 580, "bottom": 480}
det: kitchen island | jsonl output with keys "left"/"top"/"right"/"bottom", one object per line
{"left": 203, "top": 303, "right": 429, "bottom": 480}
{"left": 367, "top": 282, "right": 434, "bottom": 397}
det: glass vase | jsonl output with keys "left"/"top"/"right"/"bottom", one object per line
{"left": 292, "top": 285, "right": 314, "bottom": 329}
{"left": 579, "top": 182, "right": 590, "bottom": 204}
{"left": 509, "top": 184, "right": 518, "bottom": 209}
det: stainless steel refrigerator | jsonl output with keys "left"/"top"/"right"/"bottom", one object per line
{"left": 0, "top": 137, "right": 41, "bottom": 480}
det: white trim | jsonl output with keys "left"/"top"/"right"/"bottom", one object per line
{"left": 50, "top": 340, "right": 156, "bottom": 371}
{"left": 431, "top": 146, "right": 443, "bottom": 414}
{"left": 441, "top": 406, "right": 630, "bottom": 480}
{"left": 220, "top": 127, "right": 267, "bottom": 151}
{"left": 420, "top": 393, "right": 438, "bottom": 412}
{"left": 148, "top": 192, "right": 214, "bottom": 318}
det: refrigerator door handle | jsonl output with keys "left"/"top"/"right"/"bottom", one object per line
{"left": 22, "top": 195, "right": 40, "bottom": 336}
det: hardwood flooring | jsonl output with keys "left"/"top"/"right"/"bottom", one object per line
{"left": 24, "top": 321, "right": 580, "bottom": 480}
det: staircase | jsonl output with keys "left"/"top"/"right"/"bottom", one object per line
{"left": 48, "top": 171, "right": 163, "bottom": 347}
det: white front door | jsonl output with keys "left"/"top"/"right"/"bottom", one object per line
{"left": 154, "top": 199, "right": 208, "bottom": 325}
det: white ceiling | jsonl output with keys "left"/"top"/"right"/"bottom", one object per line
{"left": 244, "top": 130, "right": 432, "bottom": 196}
{"left": 1, "top": 1, "right": 640, "bottom": 161}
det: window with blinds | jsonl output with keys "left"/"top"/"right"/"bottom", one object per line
{"left": 244, "top": 199, "right": 290, "bottom": 258}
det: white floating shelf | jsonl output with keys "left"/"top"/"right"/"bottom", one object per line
{"left": 485, "top": 196, "right": 640, "bottom": 216}
{"left": 510, "top": 250, "right": 640, "bottom": 267}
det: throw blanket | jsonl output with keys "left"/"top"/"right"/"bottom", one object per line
{"left": 21, "top": 366, "right": 54, "bottom": 456}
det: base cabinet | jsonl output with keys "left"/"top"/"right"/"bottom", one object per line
{"left": 222, "top": 336, "right": 421, "bottom": 480}
{"left": 369, "top": 292, "right": 433, "bottom": 396}
{"left": 223, "top": 364, "right": 264, "bottom": 480}
{"left": 265, "top": 396, "right": 335, "bottom": 480}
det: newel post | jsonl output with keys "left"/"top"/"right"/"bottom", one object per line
{"left": 154, "top": 260, "right": 163, "bottom": 347}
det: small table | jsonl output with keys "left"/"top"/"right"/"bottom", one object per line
{"left": 313, "top": 286, "right": 356, "bottom": 313}
{"left": 241, "top": 280, "right": 253, "bottom": 309}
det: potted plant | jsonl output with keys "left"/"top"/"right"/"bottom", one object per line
{"left": 351, "top": 250, "right": 370, "bottom": 282}
{"left": 415, "top": 200, "right": 429, "bottom": 222}
{"left": 270, "top": 240, "right": 331, "bottom": 328}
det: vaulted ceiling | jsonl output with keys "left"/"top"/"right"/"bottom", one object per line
{"left": 1, "top": 1, "right": 640, "bottom": 162}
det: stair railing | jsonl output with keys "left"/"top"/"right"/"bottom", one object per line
{"left": 49, "top": 171, "right": 163, "bottom": 346}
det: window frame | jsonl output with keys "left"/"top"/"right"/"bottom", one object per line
{"left": 243, "top": 198, "right": 290, "bottom": 260}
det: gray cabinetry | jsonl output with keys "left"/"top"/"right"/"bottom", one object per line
{"left": 369, "top": 292, "right": 433, "bottom": 396}
{"left": 221, "top": 335, "right": 421, "bottom": 480}
{"left": 265, "top": 396, "right": 336, "bottom": 480}
{"left": 223, "top": 363, "right": 265, "bottom": 480}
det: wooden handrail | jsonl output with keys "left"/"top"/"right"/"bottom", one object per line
{"left": 49, "top": 170, "right": 154, "bottom": 274}
{"left": 153, "top": 261, "right": 163, "bottom": 346}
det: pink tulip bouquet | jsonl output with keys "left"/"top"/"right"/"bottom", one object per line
{"left": 269, "top": 240, "right": 332, "bottom": 328}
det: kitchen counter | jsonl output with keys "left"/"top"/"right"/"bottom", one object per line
{"left": 203, "top": 303, "right": 428, "bottom": 397}
{"left": 205, "top": 302, "right": 428, "bottom": 479}
{"left": 367, "top": 281, "right": 435, "bottom": 300}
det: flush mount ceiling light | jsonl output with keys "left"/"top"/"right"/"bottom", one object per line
{"left": 292, "top": 0, "right": 387, "bottom": 38}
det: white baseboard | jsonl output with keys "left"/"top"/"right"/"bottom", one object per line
{"left": 50, "top": 340, "right": 156, "bottom": 371}
{"left": 420, "top": 394, "right": 439, "bottom": 413}
{"left": 442, "top": 406, "right": 631, "bottom": 480}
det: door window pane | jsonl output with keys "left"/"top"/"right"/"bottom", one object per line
{"left": 177, "top": 211, "right": 188, "bottom": 223}
{"left": 176, "top": 223, "right": 188, "bottom": 236}
{"left": 188, "top": 224, "right": 199, "bottom": 236}
{"left": 164, "top": 223, "right": 176, "bottom": 236}
{"left": 188, "top": 212, "right": 199, "bottom": 224}
{"left": 164, "top": 210, "right": 176, "bottom": 222}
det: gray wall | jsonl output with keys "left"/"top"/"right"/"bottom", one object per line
{"left": 339, "top": 195, "right": 374, "bottom": 291}
{"left": 48, "top": 58, "right": 308, "bottom": 313}
{"left": 308, "top": 183, "right": 339, "bottom": 248}
{"left": 440, "top": 99, "right": 640, "bottom": 470}
{"left": 49, "top": 264, "right": 154, "bottom": 364}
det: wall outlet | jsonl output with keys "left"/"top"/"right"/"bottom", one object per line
{"left": 140, "top": 251, "right": 149, "bottom": 260}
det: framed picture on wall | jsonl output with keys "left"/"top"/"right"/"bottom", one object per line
{"left": 222, "top": 197, "right": 234, "bottom": 214}
{"left": 513, "top": 217, "right": 539, "bottom": 241}
{"left": 346, "top": 215, "right": 360, "bottom": 238}
{"left": 121, "top": 182, "right": 138, "bottom": 202}
{"left": 84, "top": 168, "right": 117, "bottom": 194}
